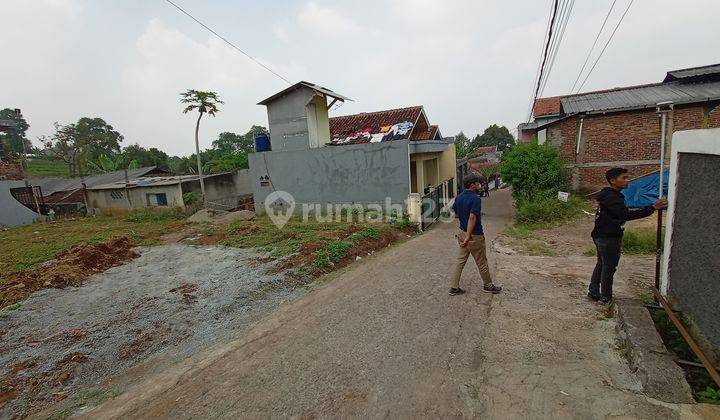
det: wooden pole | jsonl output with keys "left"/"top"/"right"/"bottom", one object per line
{"left": 653, "top": 288, "right": 720, "bottom": 388}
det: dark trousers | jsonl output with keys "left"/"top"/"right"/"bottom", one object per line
{"left": 589, "top": 236, "right": 622, "bottom": 299}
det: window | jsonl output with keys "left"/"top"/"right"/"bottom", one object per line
{"left": 147, "top": 193, "right": 168, "bottom": 207}
{"left": 110, "top": 190, "right": 124, "bottom": 200}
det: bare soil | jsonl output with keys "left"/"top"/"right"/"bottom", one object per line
{"left": 0, "top": 237, "right": 140, "bottom": 308}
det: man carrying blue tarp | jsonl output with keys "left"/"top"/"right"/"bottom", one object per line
{"left": 589, "top": 168, "right": 667, "bottom": 304}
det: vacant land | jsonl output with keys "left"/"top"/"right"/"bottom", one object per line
{"left": 0, "top": 209, "right": 414, "bottom": 417}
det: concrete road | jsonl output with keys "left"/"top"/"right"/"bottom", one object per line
{"left": 82, "top": 189, "right": 700, "bottom": 419}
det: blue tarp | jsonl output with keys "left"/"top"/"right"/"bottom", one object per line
{"left": 622, "top": 169, "right": 669, "bottom": 208}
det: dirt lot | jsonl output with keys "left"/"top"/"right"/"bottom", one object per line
{"left": 0, "top": 211, "right": 412, "bottom": 418}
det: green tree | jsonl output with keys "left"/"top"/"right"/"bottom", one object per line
{"left": 180, "top": 90, "right": 223, "bottom": 200}
{"left": 88, "top": 153, "right": 139, "bottom": 173}
{"left": 74, "top": 117, "right": 124, "bottom": 166}
{"left": 453, "top": 131, "right": 472, "bottom": 158}
{"left": 0, "top": 108, "right": 31, "bottom": 160}
{"left": 500, "top": 141, "right": 568, "bottom": 201}
{"left": 45, "top": 117, "right": 124, "bottom": 176}
{"left": 122, "top": 144, "right": 169, "bottom": 170}
{"left": 471, "top": 124, "right": 515, "bottom": 153}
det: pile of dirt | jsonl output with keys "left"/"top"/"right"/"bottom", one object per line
{"left": 0, "top": 237, "right": 140, "bottom": 308}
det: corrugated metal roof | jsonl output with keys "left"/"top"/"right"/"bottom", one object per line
{"left": 258, "top": 81, "right": 352, "bottom": 105}
{"left": 88, "top": 171, "right": 234, "bottom": 190}
{"left": 561, "top": 81, "right": 720, "bottom": 114}
{"left": 30, "top": 166, "right": 159, "bottom": 196}
{"left": 664, "top": 63, "right": 720, "bottom": 81}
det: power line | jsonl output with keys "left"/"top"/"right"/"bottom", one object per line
{"left": 539, "top": 0, "right": 575, "bottom": 97}
{"left": 577, "top": 0, "right": 634, "bottom": 92}
{"left": 570, "top": 0, "right": 617, "bottom": 92}
{"left": 163, "top": 0, "right": 292, "bottom": 85}
{"left": 527, "top": 0, "right": 560, "bottom": 122}
{"left": 524, "top": 0, "right": 555, "bottom": 122}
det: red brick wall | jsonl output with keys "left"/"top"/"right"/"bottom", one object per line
{"left": 0, "top": 162, "right": 24, "bottom": 180}
{"left": 578, "top": 165, "right": 658, "bottom": 193}
{"left": 543, "top": 104, "right": 714, "bottom": 191}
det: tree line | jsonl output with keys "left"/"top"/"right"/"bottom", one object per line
{"left": 0, "top": 106, "right": 266, "bottom": 178}
{"left": 453, "top": 124, "right": 516, "bottom": 158}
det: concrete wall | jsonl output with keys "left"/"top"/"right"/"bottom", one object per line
{"left": 0, "top": 181, "right": 39, "bottom": 227}
{"left": 181, "top": 170, "right": 252, "bottom": 203}
{"left": 311, "top": 94, "right": 331, "bottom": 147}
{"left": 662, "top": 128, "right": 720, "bottom": 359}
{"left": 88, "top": 184, "right": 184, "bottom": 210}
{"left": 265, "top": 86, "right": 314, "bottom": 152}
{"left": 249, "top": 141, "right": 411, "bottom": 213}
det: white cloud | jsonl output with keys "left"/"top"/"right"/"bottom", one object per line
{"left": 297, "top": 2, "right": 363, "bottom": 34}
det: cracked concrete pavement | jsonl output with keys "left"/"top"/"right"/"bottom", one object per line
{"left": 80, "top": 189, "right": 717, "bottom": 419}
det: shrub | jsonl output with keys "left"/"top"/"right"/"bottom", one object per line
{"left": 392, "top": 215, "right": 416, "bottom": 230}
{"left": 124, "top": 207, "right": 185, "bottom": 223}
{"left": 500, "top": 141, "right": 569, "bottom": 201}
{"left": 515, "top": 195, "right": 588, "bottom": 227}
{"left": 182, "top": 191, "right": 198, "bottom": 205}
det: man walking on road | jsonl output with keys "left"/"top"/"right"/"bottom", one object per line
{"left": 449, "top": 174, "right": 503, "bottom": 296}
{"left": 589, "top": 168, "right": 667, "bottom": 304}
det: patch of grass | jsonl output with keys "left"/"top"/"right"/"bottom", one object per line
{"left": 0, "top": 214, "right": 186, "bottom": 277}
{"left": 25, "top": 157, "right": 69, "bottom": 177}
{"left": 124, "top": 207, "right": 186, "bottom": 223}
{"left": 353, "top": 226, "right": 380, "bottom": 240}
{"left": 515, "top": 195, "right": 590, "bottom": 228}
{"left": 392, "top": 214, "right": 416, "bottom": 230}
{"left": 622, "top": 227, "right": 662, "bottom": 255}
{"left": 503, "top": 224, "right": 537, "bottom": 240}
{"left": 517, "top": 240, "right": 556, "bottom": 256}
{"left": 49, "top": 388, "right": 123, "bottom": 420}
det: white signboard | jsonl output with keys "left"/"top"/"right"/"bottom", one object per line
{"left": 557, "top": 191, "right": 569, "bottom": 202}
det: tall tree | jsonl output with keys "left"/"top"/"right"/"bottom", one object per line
{"left": 454, "top": 132, "right": 472, "bottom": 158}
{"left": 471, "top": 124, "right": 516, "bottom": 153}
{"left": 45, "top": 117, "right": 124, "bottom": 177}
{"left": 180, "top": 90, "right": 223, "bottom": 200}
{"left": 0, "top": 108, "right": 31, "bottom": 161}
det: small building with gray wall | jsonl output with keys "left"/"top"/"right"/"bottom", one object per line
{"left": 662, "top": 128, "right": 720, "bottom": 363}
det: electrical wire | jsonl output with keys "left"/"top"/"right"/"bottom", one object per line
{"left": 577, "top": 0, "right": 634, "bottom": 92}
{"left": 524, "top": 0, "right": 555, "bottom": 122}
{"left": 570, "top": 0, "right": 617, "bottom": 93}
{"left": 526, "top": 0, "right": 560, "bottom": 122}
{"left": 163, "top": 0, "right": 292, "bottom": 85}
{"left": 539, "top": 0, "right": 575, "bottom": 97}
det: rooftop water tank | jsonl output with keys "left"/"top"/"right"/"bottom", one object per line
{"left": 254, "top": 134, "right": 271, "bottom": 152}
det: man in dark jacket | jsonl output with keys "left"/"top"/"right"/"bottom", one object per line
{"left": 589, "top": 168, "right": 667, "bottom": 304}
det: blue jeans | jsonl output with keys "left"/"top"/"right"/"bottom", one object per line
{"left": 589, "top": 237, "right": 622, "bottom": 300}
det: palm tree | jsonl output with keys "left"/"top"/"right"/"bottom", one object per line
{"left": 180, "top": 89, "right": 224, "bottom": 201}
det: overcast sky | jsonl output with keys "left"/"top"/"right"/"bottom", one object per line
{"left": 2, "top": 0, "right": 718, "bottom": 156}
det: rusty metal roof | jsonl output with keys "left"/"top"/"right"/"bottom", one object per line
{"left": 258, "top": 81, "right": 352, "bottom": 105}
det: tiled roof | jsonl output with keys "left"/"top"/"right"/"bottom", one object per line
{"left": 532, "top": 97, "right": 562, "bottom": 117}
{"left": 412, "top": 125, "right": 439, "bottom": 141}
{"left": 329, "top": 106, "right": 423, "bottom": 145}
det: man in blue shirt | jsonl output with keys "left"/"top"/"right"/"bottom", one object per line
{"left": 449, "top": 174, "right": 503, "bottom": 296}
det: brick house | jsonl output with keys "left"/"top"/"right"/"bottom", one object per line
{"left": 518, "top": 63, "right": 720, "bottom": 192}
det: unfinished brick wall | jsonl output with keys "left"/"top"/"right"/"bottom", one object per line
{"left": 542, "top": 104, "right": 716, "bottom": 191}
{"left": 0, "top": 162, "right": 24, "bottom": 180}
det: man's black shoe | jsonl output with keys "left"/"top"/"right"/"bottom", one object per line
{"left": 483, "top": 284, "right": 502, "bottom": 294}
{"left": 449, "top": 288, "right": 466, "bottom": 296}
{"left": 587, "top": 294, "right": 600, "bottom": 302}
{"left": 599, "top": 296, "right": 613, "bottom": 305}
